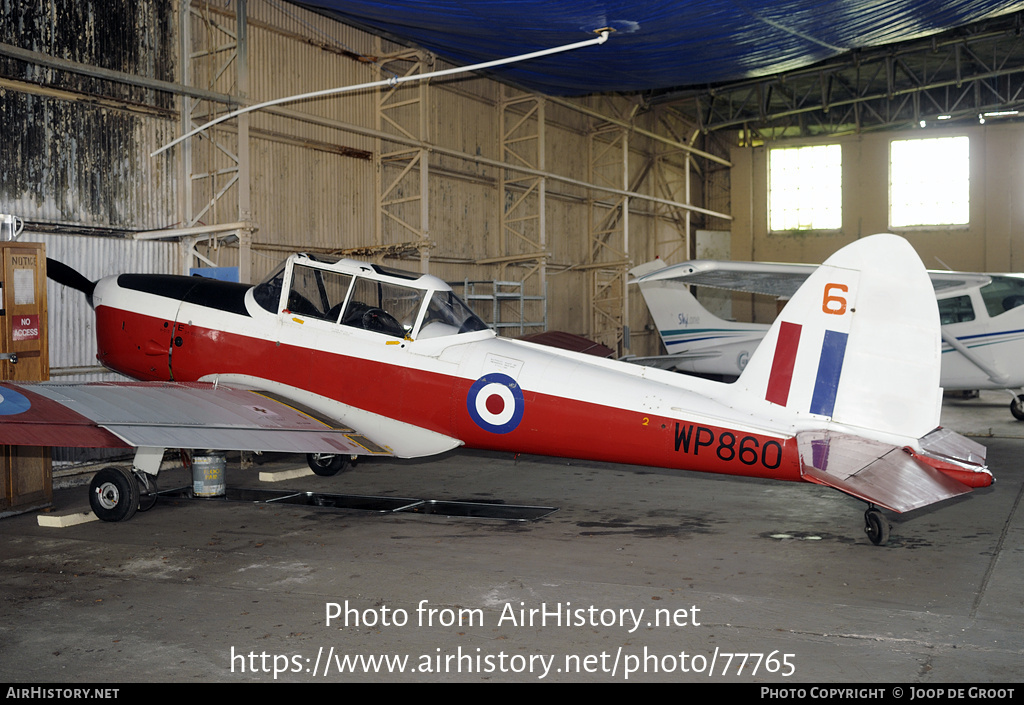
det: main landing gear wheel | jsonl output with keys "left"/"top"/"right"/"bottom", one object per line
{"left": 1010, "top": 394, "right": 1024, "bottom": 421}
{"left": 306, "top": 453, "right": 348, "bottom": 476}
{"left": 89, "top": 466, "right": 140, "bottom": 523}
{"left": 864, "top": 507, "right": 890, "bottom": 546}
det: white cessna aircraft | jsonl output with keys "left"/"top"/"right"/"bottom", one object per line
{"left": 630, "top": 252, "right": 1024, "bottom": 419}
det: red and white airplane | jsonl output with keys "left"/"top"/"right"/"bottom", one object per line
{"left": 0, "top": 234, "right": 992, "bottom": 544}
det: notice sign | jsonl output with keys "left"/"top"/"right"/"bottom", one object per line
{"left": 12, "top": 314, "right": 39, "bottom": 341}
{"left": 13, "top": 267, "right": 35, "bottom": 305}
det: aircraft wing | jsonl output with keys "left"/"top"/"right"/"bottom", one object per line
{"left": 0, "top": 381, "right": 392, "bottom": 456}
{"left": 631, "top": 259, "right": 992, "bottom": 297}
{"left": 796, "top": 430, "right": 975, "bottom": 513}
{"left": 631, "top": 260, "right": 813, "bottom": 297}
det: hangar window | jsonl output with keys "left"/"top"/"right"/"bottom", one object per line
{"left": 768, "top": 144, "right": 842, "bottom": 231}
{"left": 890, "top": 136, "right": 969, "bottom": 228}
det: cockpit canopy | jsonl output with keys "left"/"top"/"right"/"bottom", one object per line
{"left": 253, "top": 255, "right": 489, "bottom": 339}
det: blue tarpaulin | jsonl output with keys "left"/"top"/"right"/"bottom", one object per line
{"left": 297, "top": 1, "right": 1024, "bottom": 94}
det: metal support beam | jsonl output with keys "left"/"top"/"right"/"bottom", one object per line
{"left": 178, "top": 0, "right": 253, "bottom": 280}
{"left": 0, "top": 41, "right": 236, "bottom": 106}
{"left": 588, "top": 115, "right": 631, "bottom": 355}
{"left": 376, "top": 45, "right": 431, "bottom": 272}
{"left": 663, "top": 14, "right": 1024, "bottom": 135}
{"left": 495, "top": 88, "right": 548, "bottom": 335}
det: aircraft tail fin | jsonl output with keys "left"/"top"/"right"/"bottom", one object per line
{"left": 632, "top": 264, "right": 766, "bottom": 356}
{"left": 736, "top": 233, "right": 942, "bottom": 440}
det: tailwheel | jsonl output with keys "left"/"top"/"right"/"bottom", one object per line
{"left": 864, "top": 507, "right": 890, "bottom": 546}
{"left": 306, "top": 453, "right": 349, "bottom": 477}
{"left": 1010, "top": 394, "right": 1024, "bottom": 421}
{"left": 89, "top": 466, "right": 140, "bottom": 522}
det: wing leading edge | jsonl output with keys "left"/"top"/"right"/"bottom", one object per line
{"left": 0, "top": 381, "right": 392, "bottom": 457}
{"left": 632, "top": 259, "right": 992, "bottom": 297}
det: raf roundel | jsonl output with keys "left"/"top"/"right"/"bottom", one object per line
{"left": 466, "top": 373, "right": 525, "bottom": 434}
{"left": 0, "top": 387, "right": 32, "bottom": 416}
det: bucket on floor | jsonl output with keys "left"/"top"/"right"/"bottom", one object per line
{"left": 192, "top": 453, "right": 226, "bottom": 497}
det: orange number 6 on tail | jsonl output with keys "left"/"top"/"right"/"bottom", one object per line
{"left": 822, "top": 283, "right": 848, "bottom": 315}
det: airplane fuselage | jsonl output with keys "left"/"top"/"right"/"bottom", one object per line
{"left": 90, "top": 270, "right": 805, "bottom": 482}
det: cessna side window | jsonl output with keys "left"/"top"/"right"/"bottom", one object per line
{"left": 768, "top": 144, "right": 842, "bottom": 231}
{"left": 286, "top": 264, "right": 353, "bottom": 322}
{"left": 979, "top": 276, "right": 1024, "bottom": 318}
{"left": 341, "top": 277, "right": 424, "bottom": 338}
{"left": 418, "top": 290, "right": 489, "bottom": 339}
{"left": 890, "top": 136, "right": 969, "bottom": 227}
{"left": 937, "top": 295, "right": 975, "bottom": 325}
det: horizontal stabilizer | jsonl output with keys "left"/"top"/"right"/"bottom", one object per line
{"left": 917, "top": 426, "right": 987, "bottom": 469}
{"left": 797, "top": 431, "right": 972, "bottom": 513}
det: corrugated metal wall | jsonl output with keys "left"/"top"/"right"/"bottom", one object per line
{"left": 1, "top": 0, "right": 179, "bottom": 231}
{"left": 2, "top": 0, "right": 181, "bottom": 367}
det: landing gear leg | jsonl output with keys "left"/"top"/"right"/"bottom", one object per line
{"left": 864, "top": 506, "right": 890, "bottom": 546}
{"left": 136, "top": 471, "right": 159, "bottom": 512}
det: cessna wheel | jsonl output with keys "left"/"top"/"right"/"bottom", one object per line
{"left": 1011, "top": 395, "right": 1024, "bottom": 421}
{"left": 89, "top": 466, "right": 140, "bottom": 523}
{"left": 864, "top": 508, "right": 890, "bottom": 546}
{"left": 306, "top": 453, "right": 348, "bottom": 476}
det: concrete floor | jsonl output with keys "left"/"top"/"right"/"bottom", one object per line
{"left": 0, "top": 392, "right": 1021, "bottom": 683}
